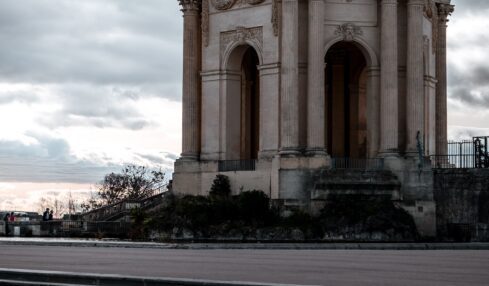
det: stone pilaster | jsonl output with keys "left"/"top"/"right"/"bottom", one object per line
{"left": 280, "top": 0, "right": 301, "bottom": 155}
{"left": 436, "top": 3, "right": 454, "bottom": 155}
{"left": 379, "top": 0, "right": 399, "bottom": 155}
{"left": 306, "top": 0, "right": 327, "bottom": 156}
{"left": 406, "top": 0, "right": 425, "bottom": 153}
{"left": 179, "top": 0, "right": 202, "bottom": 160}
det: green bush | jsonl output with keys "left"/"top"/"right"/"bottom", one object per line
{"left": 237, "top": 190, "right": 271, "bottom": 226}
{"left": 209, "top": 175, "right": 231, "bottom": 198}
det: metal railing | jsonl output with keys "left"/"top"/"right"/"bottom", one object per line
{"left": 218, "top": 160, "right": 256, "bottom": 172}
{"left": 332, "top": 158, "right": 384, "bottom": 170}
{"left": 82, "top": 191, "right": 168, "bottom": 222}
{"left": 432, "top": 136, "right": 489, "bottom": 169}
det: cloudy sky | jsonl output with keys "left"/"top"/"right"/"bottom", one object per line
{"left": 0, "top": 0, "right": 487, "bottom": 211}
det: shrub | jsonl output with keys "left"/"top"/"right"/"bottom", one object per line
{"left": 209, "top": 175, "right": 231, "bottom": 198}
{"left": 237, "top": 190, "right": 271, "bottom": 225}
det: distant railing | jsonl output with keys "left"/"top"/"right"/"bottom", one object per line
{"left": 218, "top": 160, "right": 256, "bottom": 172}
{"left": 82, "top": 191, "right": 168, "bottom": 222}
{"left": 430, "top": 155, "right": 476, "bottom": 169}
{"left": 332, "top": 158, "right": 384, "bottom": 170}
{"left": 432, "top": 136, "right": 489, "bottom": 169}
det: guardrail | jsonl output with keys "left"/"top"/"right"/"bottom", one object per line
{"left": 218, "top": 160, "right": 256, "bottom": 172}
{"left": 331, "top": 158, "right": 384, "bottom": 170}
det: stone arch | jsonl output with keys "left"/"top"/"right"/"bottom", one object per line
{"left": 222, "top": 39, "right": 263, "bottom": 71}
{"left": 221, "top": 44, "right": 261, "bottom": 160}
{"left": 324, "top": 36, "right": 379, "bottom": 68}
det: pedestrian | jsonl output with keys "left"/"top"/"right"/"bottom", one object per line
{"left": 42, "top": 208, "right": 50, "bottom": 221}
{"left": 3, "top": 213, "right": 9, "bottom": 236}
{"left": 48, "top": 210, "right": 54, "bottom": 221}
{"left": 9, "top": 212, "right": 15, "bottom": 222}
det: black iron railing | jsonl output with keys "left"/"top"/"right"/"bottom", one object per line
{"left": 432, "top": 136, "right": 489, "bottom": 169}
{"left": 332, "top": 158, "right": 384, "bottom": 170}
{"left": 218, "top": 160, "right": 256, "bottom": 172}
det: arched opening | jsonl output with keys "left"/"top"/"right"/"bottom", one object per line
{"left": 224, "top": 45, "right": 260, "bottom": 160}
{"left": 325, "top": 42, "right": 368, "bottom": 158}
{"left": 240, "top": 48, "right": 260, "bottom": 160}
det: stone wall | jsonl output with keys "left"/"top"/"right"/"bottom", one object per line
{"left": 434, "top": 169, "right": 489, "bottom": 241}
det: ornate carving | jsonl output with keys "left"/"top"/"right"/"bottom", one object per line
{"left": 246, "top": 0, "right": 266, "bottom": 4}
{"left": 437, "top": 3, "right": 454, "bottom": 22}
{"left": 423, "top": 0, "right": 434, "bottom": 19}
{"left": 221, "top": 26, "right": 263, "bottom": 60}
{"left": 211, "top": 0, "right": 264, "bottom": 10}
{"left": 271, "top": 0, "right": 281, "bottom": 37}
{"left": 202, "top": 0, "right": 209, "bottom": 46}
{"left": 335, "top": 23, "right": 363, "bottom": 41}
{"left": 179, "top": 0, "right": 201, "bottom": 12}
{"left": 211, "top": 0, "right": 237, "bottom": 10}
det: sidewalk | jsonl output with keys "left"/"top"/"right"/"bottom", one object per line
{"left": 1, "top": 237, "right": 489, "bottom": 250}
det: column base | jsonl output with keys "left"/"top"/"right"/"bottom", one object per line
{"left": 305, "top": 148, "right": 329, "bottom": 157}
{"left": 178, "top": 152, "right": 200, "bottom": 161}
{"left": 279, "top": 148, "right": 302, "bottom": 157}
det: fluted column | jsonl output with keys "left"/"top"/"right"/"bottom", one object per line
{"left": 280, "top": 0, "right": 300, "bottom": 155}
{"left": 306, "top": 0, "right": 327, "bottom": 156}
{"left": 379, "top": 0, "right": 399, "bottom": 155}
{"left": 179, "top": 0, "right": 201, "bottom": 160}
{"left": 436, "top": 4, "right": 454, "bottom": 156}
{"left": 406, "top": 0, "right": 425, "bottom": 153}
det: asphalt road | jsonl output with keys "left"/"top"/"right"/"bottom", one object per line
{"left": 0, "top": 245, "right": 488, "bottom": 286}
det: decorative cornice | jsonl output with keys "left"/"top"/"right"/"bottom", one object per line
{"left": 335, "top": 23, "right": 363, "bottom": 42}
{"left": 179, "top": 0, "right": 202, "bottom": 12}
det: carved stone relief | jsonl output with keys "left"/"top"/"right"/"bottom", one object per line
{"left": 202, "top": 0, "right": 210, "bottom": 47}
{"left": 271, "top": 0, "right": 280, "bottom": 37}
{"left": 335, "top": 23, "right": 363, "bottom": 42}
{"left": 220, "top": 26, "right": 263, "bottom": 63}
{"left": 211, "top": 0, "right": 265, "bottom": 10}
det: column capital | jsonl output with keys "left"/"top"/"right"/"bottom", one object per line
{"left": 178, "top": 0, "right": 201, "bottom": 13}
{"left": 437, "top": 3, "right": 455, "bottom": 23}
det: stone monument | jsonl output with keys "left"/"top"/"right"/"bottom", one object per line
{"left": 174, "top": 0, "right": 454, "bottom": 237}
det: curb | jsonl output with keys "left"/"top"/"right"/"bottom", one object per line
{"left": 1, "top": 239, "right": 489, "bottom": 250}
{"left": 0, "top": 268, "right": 314, "bottom": 286}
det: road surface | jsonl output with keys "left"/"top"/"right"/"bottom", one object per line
{"left": 0, "top": 245, "right": 488, "bottom": 285}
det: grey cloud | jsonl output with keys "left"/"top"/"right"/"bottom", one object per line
{"left": 0, "top": 134, "right": 120, "bottom": 183}
{"left": 0, "top": 90, "right": 39, "bottom": 105}
{"left": 0, "top": 0, "right": 183, "bottom": 100}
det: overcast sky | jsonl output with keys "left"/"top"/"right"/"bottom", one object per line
{"left": 0, "top": 0, "right": 487, "bottom": 211}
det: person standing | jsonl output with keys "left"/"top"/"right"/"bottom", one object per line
{"left": 3, "top": 213, "right": 9, "bottom": 236}
{"left": 9, "top": 212, "right": 15, "bottom": 222}
{"left": 42, "top": 208, "right": 50, "bottom": 221}
{"left": 48, "top": 210, "right": 54, "bottom": 221}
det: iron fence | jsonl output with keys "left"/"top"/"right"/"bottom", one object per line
{"left": 332, "top": 157, "right": 384, "bottom": 170}
{"left": 218, "top": 160, "right": 256, "bottom": 172}
{"left": 431, "top": 136, "right": 489, "bottom": 169}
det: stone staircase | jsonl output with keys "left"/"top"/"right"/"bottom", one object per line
{"left": 311, "top": 169, "right": 401, "bottom": 200}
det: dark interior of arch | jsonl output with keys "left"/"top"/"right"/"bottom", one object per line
{"left": 325, "top": 41, "right": 368, "bottom": 159}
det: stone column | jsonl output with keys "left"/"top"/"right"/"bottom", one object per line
{"left": 406, "top": 0, "right": 425, "bottom": 153}
{"left": 367, "top": 67, "right": 381, "bottom": 158}
{"left": 280, "top": 0, "right": 301, "bottom": 155}
{"left": 379, "top": 0, "right": 399, "bottom": 155}
{"left": 436, "top": 4, "right": 454, "bottom": 155}
{"left": 179, "top": 0, "right": 201, "bottom": 160}
{"left": 306, "top": 0, "right": 327, "bottom": 156}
